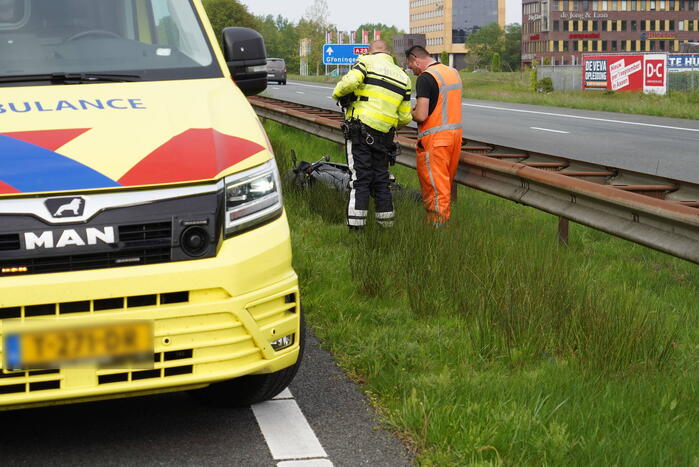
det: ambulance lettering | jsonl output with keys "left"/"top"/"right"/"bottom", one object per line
{"left": 0, "top": 98, "right": 147, "bottom": 114}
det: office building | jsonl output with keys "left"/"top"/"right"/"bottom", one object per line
{"left": 522, "top": 0, "right": 699, "bottom": 66}
{"left": 393, "top": 33, "right": 427, "bottom": 66}
{"left": 409, "top": 0, "right": 506, "bottom": 69}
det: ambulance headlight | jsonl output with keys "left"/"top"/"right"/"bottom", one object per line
{"left": 224, "top": 160, "right": 283, "bottom": 237}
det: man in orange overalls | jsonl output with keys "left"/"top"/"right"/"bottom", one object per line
{"left": 405, "top": 45, "right": 463, "bottom": 224}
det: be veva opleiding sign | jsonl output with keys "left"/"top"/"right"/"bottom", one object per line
{"left": 582, "top": 54, "right": 667, "bottom": 95}
{"left": 322, "top": 44, "right": 369, "bottom": 65}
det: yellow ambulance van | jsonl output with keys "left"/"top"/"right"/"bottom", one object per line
{"left": 0, "top": 0, "right": 302, "bottom": 410}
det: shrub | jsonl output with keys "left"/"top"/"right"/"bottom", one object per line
{"left": 536, "top": 77, "right": 554, "bottom": 93}
{"left": 530, "top": 60, "right": 538, "bottom": 91}
{"left": 491, "top": 52, "right": 502, "bottom": 73}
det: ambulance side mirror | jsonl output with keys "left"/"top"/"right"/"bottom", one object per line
{"left": 222, "top": 27, "right": 267, "bottom": 96}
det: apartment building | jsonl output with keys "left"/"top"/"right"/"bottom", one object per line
{"left": 522, "top": 0, "right": 699, "bottom": 66}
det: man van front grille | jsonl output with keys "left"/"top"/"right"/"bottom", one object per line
{"left": 0, "top": 369, "right": 61, "bottom": 395}
{"left": 119, "top": 222, "right": 172, "bottom": 244}
{"left": 98, "top": 349, "right": 195, "bottom": 385}
{"left": 0, "top": 234, "right": 20, "bottom": 251}
{"left": 95, "top": 311, "right": 264, "bottom": 387}
{"left": 0, "top": 222, "right": 172, "bottom": 254}
{"left": 0, "top": 221, "right": 173, "bottom": 276}
{"left": 0, "top": 291, "right": 190, "bottom": 319}
{"left": 1, "top": 247, "right": 171, "bottom": 275}
{"left": 0, "top": 301, "right": 294, "bottom": 403}
{"left": 1, "top": 189, "right": 222, "bottom": 276}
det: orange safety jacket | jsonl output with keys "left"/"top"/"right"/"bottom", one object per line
{"left": 417, "top": 63, "right": 463, "bottom": 141}
{"left": 415, "top": 63, "right": 463, "bottom": 223}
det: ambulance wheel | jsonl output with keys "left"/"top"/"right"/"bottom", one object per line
{"left": 281, "top": 79, "right": 287, "bottom": 85}
{"left": 189, "top": 312, "right": 305, "bottom": 407}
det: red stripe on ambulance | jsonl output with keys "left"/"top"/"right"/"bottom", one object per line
{"left": 118, "top": 128, "right": 265, "bottom": 186}
{"left": 0, "top": 180, "right": 20, "bottom": 194}
{"left": 0, "top": 129, "right": 91, "bottom": 151}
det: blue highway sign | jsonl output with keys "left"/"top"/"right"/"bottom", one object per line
{"left": 322, "top": 43, "right": 369, "bottom": 65}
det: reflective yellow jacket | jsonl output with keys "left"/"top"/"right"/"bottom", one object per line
{"left": 332, "top": 53, "right": 412, "bottom": 133}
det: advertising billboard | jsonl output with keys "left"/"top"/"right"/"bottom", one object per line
{"left": 668, "top": 54, "right": 699, "bottom": 72}
{"left": 582, "top": 54, "right": 667, "bottom": 95}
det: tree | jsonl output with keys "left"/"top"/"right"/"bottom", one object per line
{"left": 440, "top": 50, "right": 449, "bottom": 65}
{"left": 354, "top": 23, "right": 402, "bottom": 54}
{"left": 502, "top": 23, "right": 522, "bottom": 71}
{"left": 202, "top": 0, "right": 260, "bottom": 48}
{"left": 304, "top": 0, "right": 330, "bottom": 30}
{"left": 297, "top": 0, "right": 332, "bottom": 75}
{"left": 491, "top": 52, "right": 501, "bottom": 72}
{"left": 256, "top": 14, "right": 301, "bottom": 73}
{"left": 465, "top": 22, "right": 505, "bottom": 69}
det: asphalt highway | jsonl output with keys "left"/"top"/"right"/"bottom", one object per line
{"left": 0, "top": 333, "right": 411, "bottom": 466}
{"left": 262, "top": 81, "right": 699, "bottom": 183}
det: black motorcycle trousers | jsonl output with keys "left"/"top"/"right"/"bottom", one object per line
{"left": 345, "top": 125, "right": 395, "bottom": 229}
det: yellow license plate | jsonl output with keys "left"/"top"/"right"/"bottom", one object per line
{"left": 4, "top": 321, "right": 153, "bottom": 369}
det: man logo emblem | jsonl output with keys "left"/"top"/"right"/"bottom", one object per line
{"left": 45, "top": 197, "right": 85, "bottom": 218}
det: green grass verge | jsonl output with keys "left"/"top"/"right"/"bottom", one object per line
{"left": 287, "top": 72, "right": 699, "bottom": 120}
{"left": 265, "top": 120, "right": 699, "bottom": 465}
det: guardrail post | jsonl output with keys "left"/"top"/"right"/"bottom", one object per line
{"left": 558, "top": 217, "right": 569, "bottom": 247}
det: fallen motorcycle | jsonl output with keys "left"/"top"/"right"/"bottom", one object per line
{"left": 285, "top": 150, "right": 422, "bottom": 202}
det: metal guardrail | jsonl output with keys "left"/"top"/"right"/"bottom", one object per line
{"left": 250, "top": 96, "right": 699, "bottom": 264}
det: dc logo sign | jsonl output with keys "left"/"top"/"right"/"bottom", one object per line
{"left": 646, "top": 61, "right": 664, "bottom": 78}
{"left": 644, "top": 59, "right": 665, "bottom": 88}
{"left": 45, "top": 197, "right": 85, "bottom": 218}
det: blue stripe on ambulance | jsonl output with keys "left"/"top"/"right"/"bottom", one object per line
{"left": 0, "top": 134, "right": 121, "bottom": 192}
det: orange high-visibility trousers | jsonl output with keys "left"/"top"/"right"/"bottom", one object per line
{"left": 416, "top": 129, "right": 462, "bottom": 223}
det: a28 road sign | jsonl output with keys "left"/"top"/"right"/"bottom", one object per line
{"left": 322, "top": 43, "right": 369, "bottom": 65}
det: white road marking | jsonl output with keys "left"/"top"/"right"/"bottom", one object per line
{"left": 296, "top": 91, "right": 306, "bottom": 95}
{"left": 286, "top": 84, "right": 699, "bottom": 134}
{"left": 326, "top": 96, "right": 333, "bottom": 99}
{"left": 289, "top": 82, "right": 334, "bottom": 89}
{"left": 278, "top": 460, "right": 334, "bottom": 467}
{"left": 274, "top": 388, "right": 293, "bottom": 399}
{"left": 530, "top": 127, "right": 570, "bottom": 134}
{"left": 253, "top": 389, "right": 332, "bottom": 464}
{"left": 462, "top": 102, "right": 699, "bottom": 133}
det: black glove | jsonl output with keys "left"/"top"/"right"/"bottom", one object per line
{"left": 338, "top": 94, "right": 356, "bottom": 109}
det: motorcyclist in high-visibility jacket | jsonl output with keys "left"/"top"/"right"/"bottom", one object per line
{"left": 332, "top": 40, "right": 412, "bottom": 230}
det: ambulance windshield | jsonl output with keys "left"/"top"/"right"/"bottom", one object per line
{"left": 0, "top": 0, "right": 222, "bottom": 83}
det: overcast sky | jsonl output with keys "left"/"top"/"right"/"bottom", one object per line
{"left": 240, "top": 0, "right": 523, "bottom": 31}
